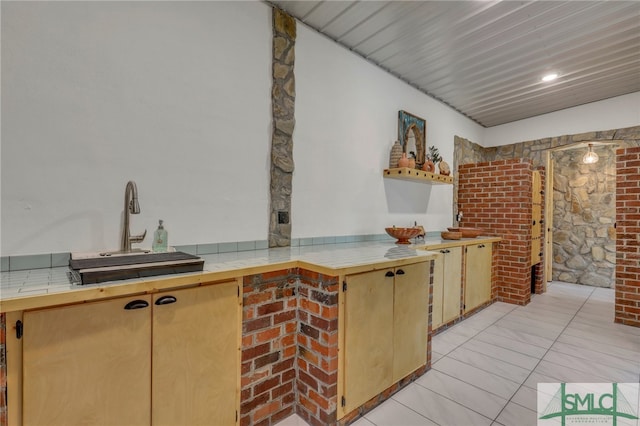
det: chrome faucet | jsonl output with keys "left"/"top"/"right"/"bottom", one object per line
{"left": 120, "top": 181, "right": 146, "bottom": 252}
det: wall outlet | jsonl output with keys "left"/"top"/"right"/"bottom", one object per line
{"left": 278, "top": 211, "right": 289, "bottom": 224}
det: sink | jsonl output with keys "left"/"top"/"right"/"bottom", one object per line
{"left": 69, "top": 251, "right": 204, "bottom": 285}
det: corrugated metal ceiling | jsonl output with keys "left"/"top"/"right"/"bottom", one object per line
{"left": 267, "top": 1, "right": 640, "bottom": 127}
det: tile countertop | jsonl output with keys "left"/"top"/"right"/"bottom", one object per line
{"left": 0, "top": 237, "right": 501, "bottom": 313}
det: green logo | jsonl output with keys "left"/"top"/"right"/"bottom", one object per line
{"left": 539, "top": 383, "right": 639, "bottom": 426}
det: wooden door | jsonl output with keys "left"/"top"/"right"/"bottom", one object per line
{"left": 343, "top": 269, "right": 394, "bottom": 414}
{"left": 545, "top": 155, "right": 554, "bottom": 283}
{"left": 23, "top": 296, "right": 152, "bottom": 426}
{"left": 393, "top": 262, "right": 429, "bottom": 382}
{"left": 464, "top": 244, "right": 492, "bottom": 312}
{"left": 431, "top": 253, "right": 444, "bottom": 329}
{"left": 152, "top": 282, "right": 239, "bottom": 426}
{"left": 442, "top": 246, "right": 463, "bottom": 323}
{"left": 531, "top": 170, "right": 543, "bottom": 266}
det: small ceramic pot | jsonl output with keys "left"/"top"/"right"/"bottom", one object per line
{"left": 439, "top": 161, "right": 451, "bottom": 175}
{"left": 398, "top": 152, "right": 409, "bottom": 168}
{"left": 408, "top": 157, "right": 416, "bottom": 169}
{"left": 389, "top": 141, "right": 402, "bottom": 168}
{"left": 423, "top": 160, "right": 436, "bottom": 173}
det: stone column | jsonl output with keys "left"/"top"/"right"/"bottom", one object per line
{"left": 269, "top": 9, "right": 296, "bottom": 247}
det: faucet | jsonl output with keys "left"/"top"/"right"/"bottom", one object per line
{"left": 120, "top": 181, "right": 147, "bottom": 252}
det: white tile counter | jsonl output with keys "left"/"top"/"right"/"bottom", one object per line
{"left": 0, "top": 241, "right": 445, "bottom": 312}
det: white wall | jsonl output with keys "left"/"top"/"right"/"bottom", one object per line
{"left": 484, "top": 92, "right": 640, "bottom": 147}
{"left": 292, "top": 25, "right": 484, "bottom": 239}
{"left": 2, "top": 2, "right": 486, "bottom": 256}
{"left": 1, "top": 2, "right": 272, "bottom": 255}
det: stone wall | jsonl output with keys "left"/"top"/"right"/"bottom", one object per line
{"left": 269, "top": 9, "right": 296, "bottom": 247}
{"left": 454, "top": 125, "right": 640, "bottom": 288}
{"left": 552, "top": 146, "right": 616, "bottom": 286}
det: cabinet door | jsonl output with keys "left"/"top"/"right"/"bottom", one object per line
{"left": 152, "top": 282, "right": 239, "bottom": 426}
{"left": 464, "top": 244, "right": 492, "bottom": 313}
{"left": 393, "top": 262, "right": 429, "bottom": 382}
{"left": 442, "top": 246, "right": 463, "bottom": 323}
{"left": 23, "top": 296, "right": 152, "bottom": 426}
{"left": 343, "top": 269, "right": 394, "bottom": 414}
{"left": 431, "top": 253, "right": 444, "bottom": 329}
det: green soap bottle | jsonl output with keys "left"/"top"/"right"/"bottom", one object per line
{"left": 152, "top": 220, "right": 168, "bottom": 253}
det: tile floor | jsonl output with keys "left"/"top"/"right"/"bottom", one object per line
{"left": 277, "top": 281, "right": 640, "bottom": 426}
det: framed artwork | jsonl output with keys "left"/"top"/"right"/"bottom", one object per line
{"left": 398, "top": 110, "right": 426, "bottom": 168}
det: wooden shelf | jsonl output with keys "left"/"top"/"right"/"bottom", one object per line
{"left": 383, "top": 167, "right": 453, "bottom": 185}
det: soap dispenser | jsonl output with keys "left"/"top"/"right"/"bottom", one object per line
{"left": 152, "top": 220, "right": 168, "bottom": 253}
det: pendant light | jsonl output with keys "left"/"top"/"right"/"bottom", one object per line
{"left": 582, "top": 143, "right": 599, "bottom": 164}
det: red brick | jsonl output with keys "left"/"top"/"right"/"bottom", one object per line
{"left": 254, "top": 351, "right": 280, "bottom": 369}
{"left": 255, "top": 327, "right": 281, "bottom": 343}
{"left": 274, "top": 310, "right": 296, "bottom": 324}
{"left": 300, "top": 299, "right": 320, "bottom": 314}
{"left": 244, "top": 291, "right": 273, "bottom": 306}
{"left": 254, "top": 376, "right": 281, "bottom": 397}
{"left": 254, "top": 401, "right": 281, "bottom": 422}
{"left": 309, "top": 389, "right": 330, "bottom": 410}
{"left": 242, "top": 343, "right": 270, "bottom": 361}
{"left": 244, "top": 317, "right": 272, "bottom": 333}
{"left": 257, "top": 301, "right": 284, "bottom": 316}
{"left": 299, "top": 395, "right": 318, "bottom": 416}
{"left": 271, "top": 381, "right": 294, "bottom": 399}
{"left": 241, "top": 369, "right": 270, "bottom": 387}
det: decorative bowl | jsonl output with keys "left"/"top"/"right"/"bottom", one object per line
{"left": 441, "top": 231, "right": 462, "bottom": 240}
{"left": 447, "top": 227, "right": 484, "bottom": 238}
{"left": 385, "top": 227, "right": 422, "bottom": 244}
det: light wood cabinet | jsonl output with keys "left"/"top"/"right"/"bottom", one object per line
{"left": 21, "top": 281, "right": 240, "bottom": 426}
{"left": 342, "top": 262, "right": 428, "bottom": 414}
{"left": 431, "top": 247, "right": 463, "bottom": 330}
{"left": 464, "top": 244, "right": 492, "bottom": 313}
{"left": 152, "top": 283, "right": 239, "bottom": 426}
{"left": 23, "top": 296, "right": 153, "bottom": 426}
{"left": 392, "top": 262, "right": 430, "bottom": 381}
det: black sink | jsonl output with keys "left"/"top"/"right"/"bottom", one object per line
{"left": 69, "top": 252, "right": 204, "bottom": 285}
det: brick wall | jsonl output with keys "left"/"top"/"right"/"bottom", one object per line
{"left": 241, "top": 268, "right": 341, "bottom": 426}
{"left": 615, "top": 147, "right": 640, "bottom": 327}
{"left": 241, "top": 269, "right": 299, "bottom": 426}
{"left": 296, "top": 270, "right": 339, "bottom": 426}
{"left": 458, "top": 159, "right": 534, "bottom": 305}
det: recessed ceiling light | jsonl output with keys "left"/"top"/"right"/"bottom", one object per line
{"left": 542, "top": 73, "right": 558, "bottom": 82}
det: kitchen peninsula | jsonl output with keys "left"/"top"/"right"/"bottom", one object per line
{"left": 0, "top": 237, "right": 499, "bottom": 426}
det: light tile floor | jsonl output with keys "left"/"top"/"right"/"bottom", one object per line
{"left": 277, "top": 281, "right": 640, "bottom": 426}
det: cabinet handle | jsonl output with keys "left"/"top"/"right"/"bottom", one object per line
{"left": 445, "top": 249, "right": 450, "bottom": 253}
{"left": 155, "top": 295, "right": 177, "bottom": 305}
{"left": 440, "top": 249, "right": 447, "bottom": 254}
{"left": 124, "top": 300, "right": 149, "bottom": 310}
{"left": 396, "top": 269, "right": 405, "bottom": 275}
{"left": 385, "top": 271, "right": 395, "bottom": 277}
{"left": 532, "top": 220, "right": 536, "bottom": 225}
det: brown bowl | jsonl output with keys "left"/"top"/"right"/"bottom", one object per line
{"left": 447, "top": 227, "right": 484, "bottom": 238}
{"left": 385, "top": 227, "right": 422, "bottom": 244}
{"left": 441, "top": 231, "right": 462, "bottom": 240}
